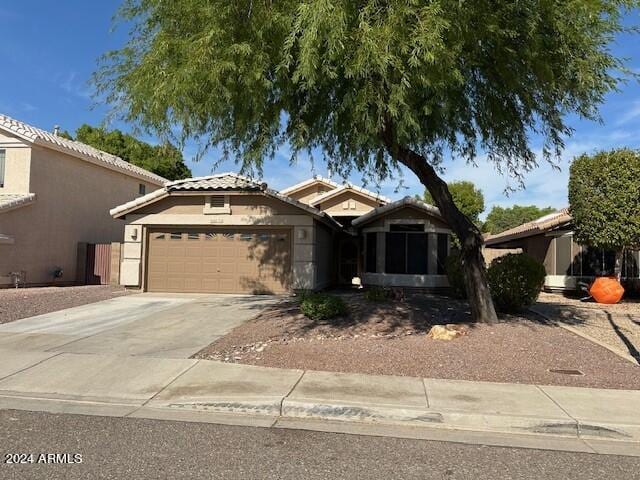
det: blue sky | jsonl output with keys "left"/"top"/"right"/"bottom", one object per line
{"left": 1, "top": 1, "right": 639, "bottom": 218}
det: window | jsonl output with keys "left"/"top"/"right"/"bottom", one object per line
{"left": 436, "top": 234, "right": 449, "bottom": 274}
{"left": 0, "top": 149, "right": 5, "bottom": 187}
{"left": 390, "top": 224, "right": 424, "bottom": 232}
{"left": 385, "top": 231, "right": 428, "bottom": 274}
{"left": 556, "top": 235, "right": 573, "bottom": 276}
{"left": 170, "top": 232, "right": 183, "bottom": 240}
{"left": 187, "top": 233, "right": 200, "bottom": 240}
{"left": 153, "top": 233, "right": 165, "bottom": 240}
{"left": 365, "top": 233, "right": 377, "bottom": 273}
{"left": 138, "top": 183, "right": 146, "bottom": 195}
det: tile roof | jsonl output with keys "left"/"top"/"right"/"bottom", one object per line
{"left": 0, "top": 193, "right": 36, "bottom": 213}
{"left": 352, "top": 196, "right": 443, "bottom": 227}
{"left": 0, "top": 114, "right": 167, "bottom": 185}
{"left": 484, "top": 208, "right": 572, "bottom": 245}
{"left": 167, "top": 173, "right": 266, "bottom": 191}
{"left": 279, "top": 176, "right": 340, "bottom": 195}
{"left": 110, "top": 172, "right": 343, "bottom": 229}
{"left": 308, "top": 183, "right": 391, "bottom": 206}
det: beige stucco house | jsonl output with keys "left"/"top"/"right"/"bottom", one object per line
{"left": 484, "top": 209, "right": 640, "bottom": 291}
{"left": 0, "top": 114, "right": 167, "bottom": 287}
{"left": 111, "top": 174, "right": 453, "bottom": 294}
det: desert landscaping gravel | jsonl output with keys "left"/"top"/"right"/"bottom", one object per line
{"left": 534, "top": 293, "right": 640, "bottom": 365}
{"left": 0, "top": 285, "right": 129, "bottom": 324}
{"left": 194, "top": 292, "right": 640, "bottom": 390}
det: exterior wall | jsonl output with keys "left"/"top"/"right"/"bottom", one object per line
{"left": 488, "top": 231, "right": 640, "bottom": 291}
{"left": 0, "top": 131, "right": 31, "bottom": 193}
{"left": 316, "top": 190, "right": 381, "bottom": 216}
{"left": 285, "top": 183, "right": 334, "bottom": 204}
{"left": 118, "top": 193, "right": 328, "bottom": 291}
{"left": 0, "top": 142, "right": 160, "bottom": 286}
{"left": 359, "top": 206, "right": 452, "bottom": 288}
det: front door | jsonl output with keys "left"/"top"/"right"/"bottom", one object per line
{"left": 338, "top": 238, "right": 359, "bottom": 285}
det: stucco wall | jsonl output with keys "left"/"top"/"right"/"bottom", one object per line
{"left": 0, "top": 132, "right": 31, "bottom": 193}
{"left": 285, "top": 183, "right": 334, "bottom": 204}
{"left": 317, "top": 190, "right": 382, "bottom": 216}
{"left": 0, "top": 141, "right": 160, "bottom": 286}
{"left": 118, "top": 193, "right": 329, "bottom": 291}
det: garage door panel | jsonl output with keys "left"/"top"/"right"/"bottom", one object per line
{"left": 147, "top": 228, "right": 291, "bottom": 294}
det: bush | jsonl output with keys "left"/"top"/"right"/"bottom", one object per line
{"left": 300, "top": 293, "right": 348, "bottom": 320}
{"left": 444, "top": 252, "right": 467, "bottom": 298}
{"left": 487, "top": 253, "right": 546, "bottom": 312}
{"left": 364, "top": 286, "right": 390, "bottom": 302}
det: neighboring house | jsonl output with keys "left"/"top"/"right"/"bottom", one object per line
{"left": 110, "top": 174, "right": 453, "bottom": 294}
{"left": 484, "top": 209, "right": 640, "bottom": 291}
{"left": 0, "top": 114, "right": 167, "bottom": 287}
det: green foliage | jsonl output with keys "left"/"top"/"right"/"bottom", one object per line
{"left": 300, "top": 293, "right": 348, "bottom": 320}
{"left": 363, "top": 286, "right": 390, "bottom": 302}
{"left": 568, "top": 149, "right": 640, "bottom": 252}
{"left": 65, "top": 124, "right": 191, "bottom": 180}
{"left": 423, "top": 181, "right": 484, "bottom": 225}
{"left": 483, "top": 205, "right": 557, "bottom": 234}
{"left": 95, "top": 0, "right": 636, "bottom": 180}
{"left": 444, "top": 251, "right": 467, "bottom": 299}
{"left": 487, "top": 254, "right": 546, "bottom": 312}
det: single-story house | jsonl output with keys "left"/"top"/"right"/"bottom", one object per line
{"left": 484, "top": 208, "right": 640, "bottom": 291}
{"left": 0, "top": 114, "right": 167, "bottom": 287}
{"left": 110, "top": 174, "right": 453, "bottom": 294}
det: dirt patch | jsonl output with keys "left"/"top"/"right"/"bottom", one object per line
{"left": 0, "top": 285, "right": 130, "bottom": 324}
{"left": 193, "top": 292, "right": 640, "bottom": 390}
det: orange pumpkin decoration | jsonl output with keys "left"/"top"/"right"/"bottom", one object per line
{"left": 589, "top": 277, "right": 625, "bottom": 304}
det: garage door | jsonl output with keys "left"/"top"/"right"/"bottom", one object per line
{"left": 146, "top": 229, "right": 292, "bottom": 294}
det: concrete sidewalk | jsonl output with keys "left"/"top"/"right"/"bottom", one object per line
{"left": 0, "top": 348, "right": 638, "bottom": 457}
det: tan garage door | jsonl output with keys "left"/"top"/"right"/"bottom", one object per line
{"left": 146, "top": 229, "right": 292, "bottom": 294}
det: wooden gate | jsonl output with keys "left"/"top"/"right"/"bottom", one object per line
{"left": 85, "top": 243, "right": 112, "bottom": 285}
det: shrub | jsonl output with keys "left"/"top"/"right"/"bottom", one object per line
{"left": 444, "top": 252, "right": 467, "bottom": 298}
{"left": 300, "top": 293, "right": 348, "bottom": 320}
{"left": 364, "top": 286, "right": 390, "bottom": 302}
{"left": 487, "top": 253, "right": 546, "bottom": 312}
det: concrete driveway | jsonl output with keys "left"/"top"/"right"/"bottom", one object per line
{"left": 0, "top": 293, "right": 280, "bottom": 359}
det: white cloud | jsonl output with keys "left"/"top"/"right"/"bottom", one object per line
{"left": 615, "top": 100, "right": 640, "bottom": 126}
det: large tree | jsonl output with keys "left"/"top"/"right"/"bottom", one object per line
{"left": 95, "top": 0, "right": 636, "bottom": 322}
{"left": 569, "top": 149, "right": 640, "bottom": 279}
{"left": 483, "top": 205, "right": 557, "bottom": 234}
{"left": 422, "top": 181, "right": 484, "bottom": 225}
{"left": 64, "top": 124, "right": 191, "bottom": 180}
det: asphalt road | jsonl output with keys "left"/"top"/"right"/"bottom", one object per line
{"left": 0, "top": 410, "right": 638, "bottom": 480}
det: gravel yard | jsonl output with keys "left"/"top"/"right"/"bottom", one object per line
{"left": 0, "top": 285, "right": 130, "bottom": 324}
{"left": 533, "top": 292, "right": 640, "bottom": 365}
{"left": 193, "top": 292, "right": 640, "bottom": 390}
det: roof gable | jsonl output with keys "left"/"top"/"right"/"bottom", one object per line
{"left": 352, "top": 197, "right": 444, "bottom": 227}
{"left": 309, "top": 184, "right": 390, "bottom": 207}
{"left": 0, "top": 114, "right": 167, "bottom": 185}
{"left": 484, "top": 208, "right": 570, "bottom": 245}
{"left": 280, "top": 176, "right": 339, "bottom": 195}
{"left": 110, "top": 172, "right": 342, "bottom": 229}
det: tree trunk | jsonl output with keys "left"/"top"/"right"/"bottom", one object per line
{"left": 380, "top": 132, "right": 498, "bottom": 323}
